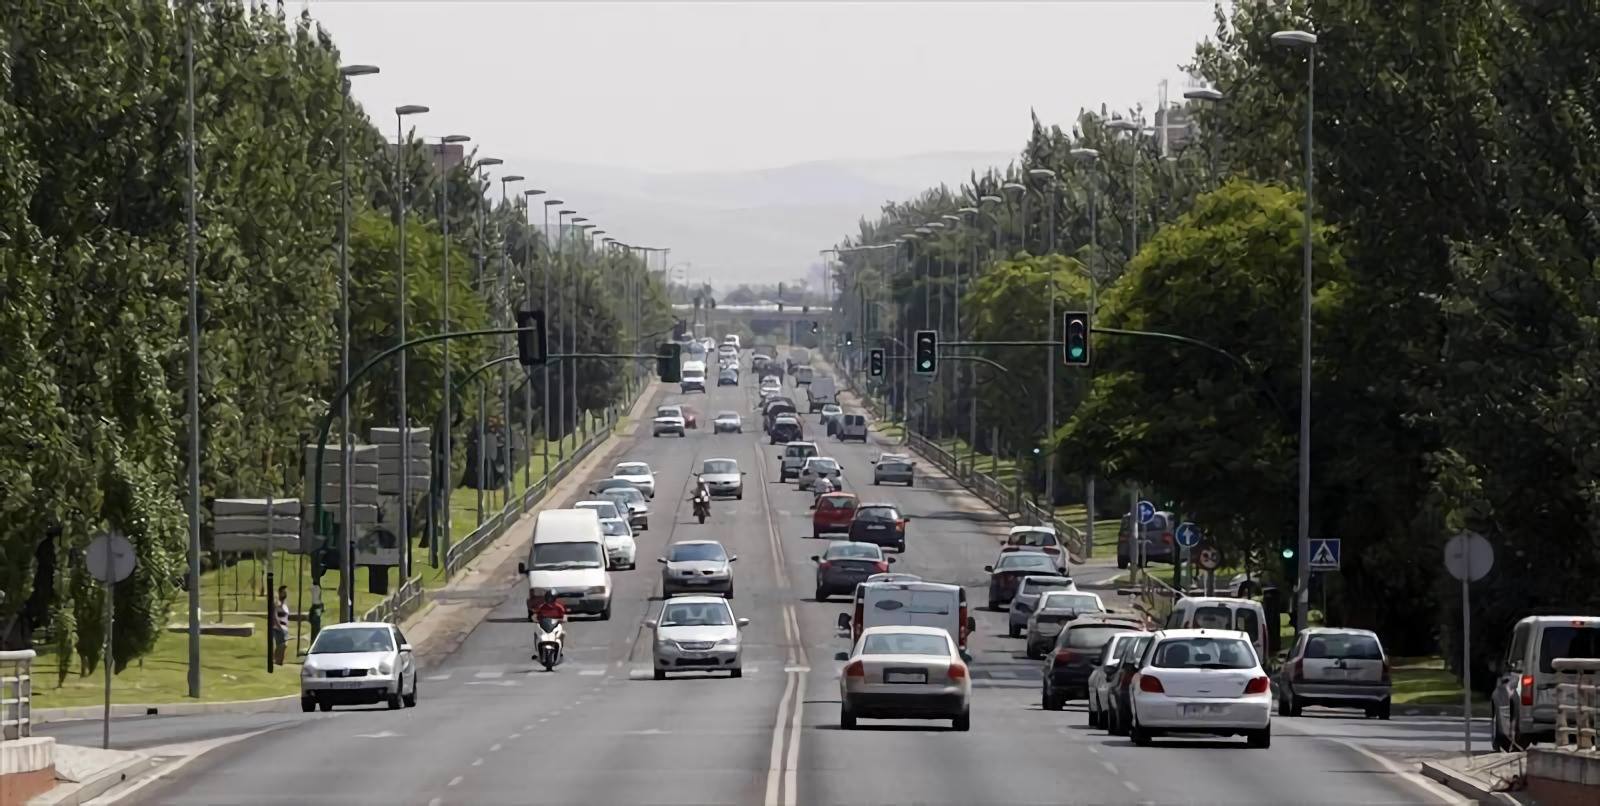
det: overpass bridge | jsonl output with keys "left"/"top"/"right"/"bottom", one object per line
{"left": 671, "top": 303, "right": 835, "bottom": 344}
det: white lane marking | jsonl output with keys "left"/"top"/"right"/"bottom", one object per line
{"left": 425, "top": 673, "right": 453, "bottom": 681}
{"left": 1101, "top": 761, "right": 1119, "bottom": 775}
{"left": 1123, "top": 780, "right": 1141, "bottom": 793}
{"left": 354, "top": 730, "right": 400, "bottom": 739}
{"left": 428, "top": 798, "right": 443, "bottom": 806}
{"left": 763, "top": 669, "right": 798, "bottom": 806}
{"left": 784, "top": 673, "right": 803, "bottom": 806}
{"left": 580, "top": 668, "right": 605, "bottom": 676}
{"left": 489, "top": 743, "right": 502, "bottom": 753}
{"left": 474, "top": 670, "right": 503, "bottom": 679}
{"left": 783, "top": 665, "right": 810, "bottom": 673}
{"left": 538, "top": 717, "right": 548, "bottom": 723}
{"left": 471, "top": 758, "right": 483, "bottom": 767}
{"left": 447, "top": 776, "right": 464, "bottom": 788}
{"left": 1086, "top": 744, "right": 1100, "bottom": 755}
{"left": 1325, "top": 736, "right": 1473, "bottom": 805}
{"left": 509, "top": 732, "right": 522, "bottom": 739}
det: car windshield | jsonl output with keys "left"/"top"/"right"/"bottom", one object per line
{"left": 1304, "top": 632, "right": 1384, "bottom": 660}
{"left": 829, "top": 543, "right": 882, "bottom": 560}
{"left": 603, "top": 488, "right": 645, "bottom": 506}
{"left": 856, "top": 507, "right": 899, "bottom": 522}
{"left": 1152, "top": 636, "right": 1257, "bottom": 669}
{"left": 807, "top": 459, "right": 838, "bottom": 471}
{"left": 310, "top": 626, "right": 393, "bottom": 654}
{"left": 1065, "top": 625, "right": 1141, "bottom": 651}
{"left": 702, "top": 460, "right": 738, "bottom": 474}
{"left": 656, "top": 407, "right": 680, "bottom": 418}
{"left": 1039, "top": 593, "right": 1101, "bottom": 612}
{"left": 530, "top": 542, "right": 604, "bottom": 569}
{"left": 659, "top": 601, "right": 733, "bottom": 627}
{"left": 786, "top": 445, "right": 816, "bottom": 458}
{"left": 716, "top": 412, "right": 739, "bottom": 420}
{"left": 669, "top": 543, "right": 727, "bottom": 562}
{"left": 577, "top": 502, "right": 620, "bottom": 519}
{"left": 817, "top": 496, "right": 856, "bottom": 511}
{"left": 997, "top": 553, "right": 1056, "bottom": 570}
{"left": 600, "top": 519, "right": 630, "bottom": 537}
{"left": 615, "top": 463, "right": 649, "bottom": 476}
{"left": 1009, "top": 530, "right": 1058, "bottom": 547}
{"left": 1538, "top": 626, "right": 1600, "bottom": 673}
{"left": 861, "top": 632, "right": 950, "bottom": 657}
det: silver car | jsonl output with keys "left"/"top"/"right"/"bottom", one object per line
{"left": 698, "top": 457, "right": 745, "bottom": 499}
{"left": 712, "top": 411, "right": 743, "bottom": 433}
{"left": 872, "top": 455, "right": 915, "bottom": 486}
{"left": 659, "top": 540, "right": 737, "bottom": 597}
{"left": 1276, "top": 627, "right": 1393, "bottom": 719}
{"left": 300, "top": 622, "right": 418, "bottom": 712}
{"left": 1087, "top": 632, "right": 1146, "bottom": 729}
{"left": 648, "top": 596, "right": 748, "bottom": 679}
{"left": 1007, "top": 574, "right": 1079, "bottom": 637}
{"left": 1025, "top": 591, "right": 1106, "bottom": 659}
{"left": 797, "top": 456, "right": 842, "bottom": 491}
{"left": 600, "top": 486, "right": 649, "bottom": 531}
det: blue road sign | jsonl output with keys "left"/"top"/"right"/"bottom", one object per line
{"left": 1175, "top": 521, "right": 1201, "bottom": 548}
{"left": 1136, "top": 500, "right": 1156, "bottom": 525}
{"left": 1309, "top": 538, "right": 1341, "bottom": 571}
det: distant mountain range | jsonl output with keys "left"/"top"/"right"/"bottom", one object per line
{"left": 502, "top": 150, "right": 1018, "bottom": 289}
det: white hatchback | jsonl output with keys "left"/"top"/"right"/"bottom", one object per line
{"left": 598, "top": 517, "right": 637, "bottom": 570}
{"left": 1128, "top": 629, "right": 1272, "bottom": 748}
{"left": 840, "top": 625, "right": 970, "bottom": 731}
{"left": 612, "top": 461, "right": 656, "bottom": 499}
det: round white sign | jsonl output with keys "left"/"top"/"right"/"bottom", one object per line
{"left": 86, "top": 532, "right": 136, "bottom": 584}
{"left": 1443, "top": 531, "right": 1493, "bottom": 582}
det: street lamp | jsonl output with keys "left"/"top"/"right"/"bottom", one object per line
{"left": 1026, "top": 167, "right": 1060, "bottom": 511}
{"left": 393, "top": 103, "right": 428, "bottom": 581}
{"left": 471, "top": 158, "right": 504, "bottom": 529}
{"left": 497, "top": 175, "right": 524, "bottom": 511}
{"left": 1183, "top": 88, "right": 1224, "bottom": 178}
{"left": 540, "top": 198, "right": 563, "bottom": 464}
{"left": 557, "top": 209, "right": 578, "bottom": 449}
{"left": 334, "top": 63, "right": 378, "bottom": 622}
{"left": 521, "top": 188, "right": 545, "bottom": 488}
{"left": 1071, "top": 145, "right": 1101, "bottom": 556}
{"left": 436, "top": 134, "right": 470, "bottom": 566}
{"left": 1273, "top": 27, "right": 1318, "bottom": 634}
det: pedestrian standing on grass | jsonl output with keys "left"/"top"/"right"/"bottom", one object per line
{"left": 272, "top": 585, "right": 290, "bottom": 666}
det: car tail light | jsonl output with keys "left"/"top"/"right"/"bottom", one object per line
{"left": 1054, "top": 649, "right": 1075, "bottom": 666}
{"left": 947, "top": 663, "right": 968, "bottom": 680}
{"left": 1380, "top": 659, "right": 1391, "bottom": 683}
{"left": 958, "top": 603, "right": 970, "bottom": 648}
{"left": 845, "top": 661, "right": 865, "bottom": 678}
{"left": 1293, "top": 658, "right": 1304, "bottom": 681}
{"left": 1139, "top": 674, "right": 1165, "bottom": 693}
{"left": 1243, "top": 676, "right": 1270, "bottom": 695}
{"left": 874, "top": 561, "right": 890, "bottom": 573}
{"left": 1042, "top": 546, "right": 1061, "bottom": 555}
{"left": 853, "top": 602, "right": 864, "bottom": 638}
{"left": 1162, "top": 533, "right": 1174, "bottom": 544}
{"left": 818, "top": 561, "right": 831, "bottom": 571}
{"left": 1521, "top": 673, "right": 1535, "bottom": 706}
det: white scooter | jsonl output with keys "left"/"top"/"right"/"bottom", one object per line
{"left": 533, "top": 617, "right": 565, "bottom": 671}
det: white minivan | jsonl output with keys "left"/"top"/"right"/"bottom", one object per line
{"left": 519, "top": 509, "right": 612, "bottom": 620}
{"left": 1163, "top": 596, "right": 1268, "bottom": 663}
{"left": 843, "top": 580, "right": 976, "bottom": 659}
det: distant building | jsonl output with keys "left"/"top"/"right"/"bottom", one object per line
{"left": 1154, "top": 104, "right": 1195, "bottom": 155}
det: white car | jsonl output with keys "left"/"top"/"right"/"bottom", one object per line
{"left": 652, "top": 405, "right": 686, "bottom": 437}
{"left": 612, "top": 461, "right": 656, "bottom": 499}
{"left": 573, "top": 499, "right": 624, "bottom": 524}
{"left": 759, "top": 378, "right": 782, "bottom": 398}
{"left": 840, "top": 625, "right": 970, "bottom": 731}
{"left": 300, "top": 622, "right": 418, "bottom": 712}
{"left": 1128, "top": 629, "right": 1272, "bottom": 748}
{"left": 797, "top": 456, "right": 842, "bottom": 491}
{"left": 598, "top": 517, "right": 637, "bottom": 570}
{"left": 712, "top": 411, "right": 743, "bottom": 434}
{"left": 647, "top": 595, "right": 748, "bottom": 679}
{"left": 698, "top": 457, "right": 744, "bottom": 499}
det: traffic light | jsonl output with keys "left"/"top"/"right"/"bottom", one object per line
{"left": 1063, "top": 311, "right": 1090, "bottom": 366}
{"left": 845, "top": 331, "right": 854, "bottom": 346}
{"left": 869, "top": 348, "right": 885, "bottom": 377}
{"left": 913, "top": 330, "right": 937, "bottom": 375}
{"left": 656, "top": 342, "right": 682, "bottom": 382}
{"left": 515, "top": 309, "right": 547, "bottom": 367}
{"left": 811, "top": 321, "right": 819, "bottom": 334}
{"left": 1279, "top": 535, "right": 1298, "bottom": 589}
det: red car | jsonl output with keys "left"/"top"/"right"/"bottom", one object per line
{"left": 812, "top": 492, "right": 858, "bottom": 539}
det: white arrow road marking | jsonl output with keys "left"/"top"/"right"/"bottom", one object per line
{"left": 465, "top": 679, "right": 519, "bottom": 687}
{"left": 354, "top": 730, "right": 401, "bottom": 739}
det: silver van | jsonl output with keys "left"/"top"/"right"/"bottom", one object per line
{"left": 1491, "top": 615, "right": 1600, "bottom": 749}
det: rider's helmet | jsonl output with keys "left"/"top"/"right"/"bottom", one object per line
{"left": 543, "top": 590, "right": 557, "bottom": 604}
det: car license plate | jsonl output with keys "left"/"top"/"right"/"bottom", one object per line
{"left": 686, "top": 577, "right": 710, "bottom": 584}
{"left": 1182, "top": 703, "right": 1225, "bottom": 716}
{"left": 885, "top": 670, "right": 927, "bottom": 684}
{"left": 867, "top": 525, "right": 886, "bottom": 530}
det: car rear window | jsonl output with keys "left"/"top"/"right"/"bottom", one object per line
{"left": 830, "top": 543, "right": 882, "bottom": 560}
{"left": 856, "top": 507, "right": 899, "bottom": 522}
{"left": 1192, "top": 605, "right": 1234, "bottom": 630}
{"left": 997, "top": 554, "right": 1056, "bottom": 571}
{"left": 1065, "top": 625, "right": 1139, "bottom": 650}
{"left": 1235, "top": 609, "right": 1262, "bottom": 643}
{"left": 1538, "top": 626, "right": 1600, "bottom": 673}
{"left": 818, "top": 496, "right": 856, "bottom": 511}
{"left": 1009, "top": 530, "right": 1059, "bottom": 547}
{"left": 1040, "top": 593, "right": 1101, "bottom": 612}
{"left": 1304, "top": 633, "right": 1383, "bottom": 660}
{"left": 786, "top": 445, "right": 816, "bottom": 458}
{"left": 871, "top": 592, "right": 952, "bottom": 615}
{"left": 1152, "top": 636, "right": 1256, "bottom": 669}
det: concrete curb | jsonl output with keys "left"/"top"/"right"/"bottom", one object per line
{"left": 1420, "top": 759, "right": 1523, "bottom": 805}
{"left": 31, "top": 754, "right": 151, "bottom": 806}
{"left": 33, "top": 695, "right": 300, "bottom": 725}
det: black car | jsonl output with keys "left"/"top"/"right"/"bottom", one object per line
{"left": 811, "top": 541, "right": 891, "bottom": 601}
{"left": 847, "top": 504, "right": 907, "bottom": 552}
{"left": 1041, "top": 617, "right": 1145, "bottom": 710}
{"left": 769, "top": 419, "right": 802, "bottom": 444}
{"left": 984, "top": 551, "right": 1062, "bottom": 609}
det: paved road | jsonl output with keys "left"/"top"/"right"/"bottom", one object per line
{"left": 46, "top": 363, "right": 1474, "bottom": 805}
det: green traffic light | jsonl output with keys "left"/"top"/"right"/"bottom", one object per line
{"left": 1069, "top": 346, "right": 1085, "bottom": 359}
{"left": 1281, "top": 547, "right": 1295, "bottom": 559}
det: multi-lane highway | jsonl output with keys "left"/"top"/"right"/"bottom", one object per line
{"left": 39, "top": 362, "right": 1477, "bottom": 805}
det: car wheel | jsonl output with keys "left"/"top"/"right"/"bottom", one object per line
{"left": 873, "top": 479, "right": 880, "bottom": 485}
{"left": 1117, "top": 557, "right": 1129, "bottom": 569}
{"left": 654, "top": 669, "right": 667, "bottom": 681}
{"left": 1377, "top": 698, "right": 1391, "bottom": 720}
{"left": 737, "top": 491, "right": 743, "bottom": 500}
{"left": 301, "top": 696, "right": 316, "bottom": 713}
{"left": 725, "top": 586, "right": 734, "bottom": 599}
{"left": 815, "top": 587, "right": 829, "bottom": 602}
{"left": 1286, "top": 693, "right": 1303, "bottom": 717}
{"left": 403, "top": 676, "right": 418, "bottom": 708}
{"left": 387, "top": 691, "right": 402, "bottom": 710}
{"left": 811, "top": 531, "right": 819, "bottom": 540}
{"left": 1130, "top": 714, "right": 1153, "bottom": 746}
{"left": 953, "top": 710, "right": 970, "bottom": 732}
{"left": 599, "top": 602, "right": 612, "bottom": 621}
{"left": 319, "top": 700, "right": 333, "bottom": 712}
{"left": 1008, "top": 625, "right": 1021, "bottom": 639}
{"left": 1026, "top": 645, "right": 1042, "bottom": 661}
{"left": 896, "top": 541, "right": 906, "bottom": 553}
{"left": 841, "top": 703, "right": 857, "bottom": 729}
{"left": 1246, "top": 726, "right": 1271, "bottom": 748}
{"left": 730, "top": 667, "right": 743, "bottom": 679}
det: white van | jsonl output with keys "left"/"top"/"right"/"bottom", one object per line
{"left": 1491, "top": 615, "right": 1600, "bottom": 749}
{"left": 519, "top": 509, "right": 612, "bottom": 620}
{"left": 845, "top": 581, "right": 976, "bottom": 657}
{"left": 723, "top": 334, "right": 741, "bottom": 349}
{"left": 680, "top": 360, "right": 707, "bottom": 393}
{"left": 1164, "top": 596, "right": 1268, "bottom": 662}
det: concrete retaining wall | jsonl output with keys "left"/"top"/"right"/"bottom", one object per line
{"left": 0, "top": 737, "right": 55, "bottom": 806}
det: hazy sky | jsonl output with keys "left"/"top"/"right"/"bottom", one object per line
{"left": 308, "top": 1, "right": 1219, "bottom": 174}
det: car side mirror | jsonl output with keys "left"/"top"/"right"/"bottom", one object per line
{"left": 834, "top": 650, "right": 849, "bottom": 662}
{"left": 399, "top": 644, "right": 413, "bottom": 653}
{"left": 959, "top": 650, "right": 973, "bottom": 663}
{"left": 656, "top": 557, "right": 668, "bottom": 564}
{"left": 886, "top": 556, "right": 896, "bottom": 564}
{"left": 967, "top": 616, "right": 977, "bottom": 633}
{"left": 694, "top": 472, "right": 701, "bottom": 477}
{"left": 644, "top": 620, "right": 657, "bottom": 629}
{"left": 836, "top": 613, "right": 852, "bottom": 632}
{"left": 729, "top": 555, "right": 739, "bottom": 562}
{"left": 810, "top": 555, "right": 821, "bottom": 563}
{"left": 517, "top": 562, "right": 528, "bottom": 575}
{"left": 984, "top": 565, "right": 994, "bottom": 573}
{"left": 737, "top": 618, "right": 750, "bottom": 628}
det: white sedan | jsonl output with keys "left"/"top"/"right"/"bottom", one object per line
{"left": 1128, "top": 628, "right": 1272, "bottom": 748}
{"left": 713, "top": 411, "right": 743, "bottom": 434}
{"left": 797, "top": 456, "right": 842, "bottom": 491}
{"left": 612, "top": 461, "right": 656, "bottom": 499}
{"left": 300, "top": 622, "right": 417, "bottom": 712}
{"left": 840, "top": 625, "right": 970, "bottom": 731}
{"left": 599, "top": 517, "right": 637, "bottom": 570}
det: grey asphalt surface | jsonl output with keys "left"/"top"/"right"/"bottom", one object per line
{"left": 43, "top": 360, "right": 1477, "bottom": 805}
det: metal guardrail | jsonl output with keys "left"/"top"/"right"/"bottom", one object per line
{"left": 1554, "top": 657, "right": 1599, "bottom": 752}
{"left": 2, "top": 649, "right": 36, "bottom": 740}
{"left": 362, "top": 574, "right": 426, "bottom": 624}
{"left": 1128, "top": 564, "right": 1185, "bottom": 625}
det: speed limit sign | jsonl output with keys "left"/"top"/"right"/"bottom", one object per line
{"left": 1197, "top": 545, "right": 1223, "bottom": 572}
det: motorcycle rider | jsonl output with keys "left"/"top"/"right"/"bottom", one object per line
{"left": 689, "top": 479, "right": 712, "bottom": 513}
{"left": 533, "top": 590, "right": 567, "bottom": 624}
{"left": 811, "top": 472, "right": 835, "bottom": 507}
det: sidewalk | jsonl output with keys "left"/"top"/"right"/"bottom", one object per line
{"left": 1419, "top": 753, "right": 1528, "bottom": 805}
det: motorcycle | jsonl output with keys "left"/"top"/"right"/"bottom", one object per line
{"left": 693, "top": 494, "right": 710, "bottom": 524}
{"left": 533, "top": 617, "right": 565, "bottom": 671}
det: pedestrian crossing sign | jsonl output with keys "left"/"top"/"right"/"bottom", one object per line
{"left": 1308, "top": 538, "right": 1341, "bottom": 571}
